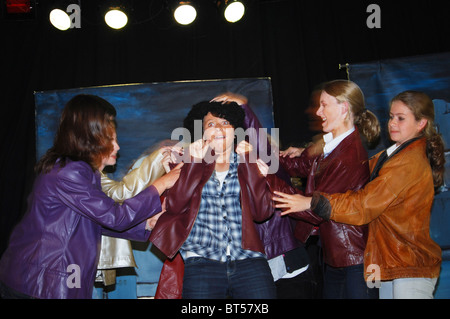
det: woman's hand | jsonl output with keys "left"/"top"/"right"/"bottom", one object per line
{"left": 160, "top": 146, "right": 183, "bottom": 173}
{"left": 145, "top": 197, "right": 167, "bottom": 230}
{"left": 211, "top": 92, "right": 248, "bottom": 106}
{"left": 236, "top": 140, "right": 253, "bottom": 154}
{"left": 152, "top": 162, "right": 184, "bottom": 195}
{"left": 273, "top": 191, "right": 312, "bottom": 215}
{"left": 189, "top": 138, "right": 212, "bottom": 160}
{"left": 280, "top": 147, "right": 305, "bottom": 158}
{"left": 146, "top": 212, "right": 163, "bottom": 231}
{"left": 161, "top": 152, "right": 171, "bottom": 174}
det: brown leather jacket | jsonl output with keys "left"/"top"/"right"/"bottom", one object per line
{"left": 150, "top": 152, "right": 274, "bottom": 259}
{"left": 269, "top": 129, "right": 370, "bottom": 267}
{"left": 326, "top": 138, "right": 441, "bottom": 280}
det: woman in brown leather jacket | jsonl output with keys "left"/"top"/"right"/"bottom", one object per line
{"left": 261, "top": 80, "right": 380, "bottom": 298}
{"left": 275, "top": 91, "right": 445, "bottom": 299}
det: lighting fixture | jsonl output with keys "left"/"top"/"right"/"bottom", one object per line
{"left": 223, "top": 0, "right": 245, "bottom": 23}
{"left": 173, "top": 1, "right": 197, "bottom": 25}
{"left": 104, "top": 8, "right": 128, "bottom": 29}
{"left": 49, "top": 8, "right": 71, "bottom": 30}
{"left": 49, "top": 2, "right": 80, "bottom": 30}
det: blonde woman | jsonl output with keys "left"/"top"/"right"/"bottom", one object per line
{"left": 263, "top": 80, "right": 380, "bottom": 298}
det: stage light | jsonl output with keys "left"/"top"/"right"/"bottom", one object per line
{"left": 49, "top": 3, "right": 80, "bottom": 31}
{"left": 49, "top": 8, "right": 71, "bottom": 30}
{"left": 173, "top": 1, "right": 197, "bottom": 25}
{"left": 223, "top": 1, "right": 245, "bottom": 23}
{"left": 104, "top": 8, "right": 128, "bottom": 29}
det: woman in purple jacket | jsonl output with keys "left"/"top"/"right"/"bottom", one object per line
{"left": 0, "top": 94, "right": 182, "bottom": 299}
{"left": 261, "top": 80, "right": 381, "bottom": 298}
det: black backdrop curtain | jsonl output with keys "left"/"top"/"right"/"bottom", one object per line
{"left": 1, "top": 0, "right": 449, "bottom": 256}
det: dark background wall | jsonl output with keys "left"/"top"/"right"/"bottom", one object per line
{"left": 1, "top": 0, "right": 449, "bottom": 256}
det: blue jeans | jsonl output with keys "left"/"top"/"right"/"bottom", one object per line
{"left": 323, "top": 263, "right": 379, "bottom": 299}
{"left": 182, "top": 256, "right": 276, "bottom": 299}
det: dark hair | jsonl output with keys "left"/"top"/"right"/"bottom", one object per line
{"left": 35, "top": 94, "right": 117, "bottom": 173}
{"left": 183, "top": 100, "right": 245, "bottom": 142}
{"left": 391, "top": 91, "right": 445, "bottom": 189}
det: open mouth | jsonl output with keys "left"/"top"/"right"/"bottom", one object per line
{"left": 209, "top": 134, "right": 226, "bottom": 140}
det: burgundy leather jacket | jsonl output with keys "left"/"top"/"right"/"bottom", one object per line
{"left": 150, "top": 152, "right": 274, "bottom": 259}
{"left": 270, "top": 129, "right": 370, "bottom": 267}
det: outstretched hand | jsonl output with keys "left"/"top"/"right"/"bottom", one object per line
{"left": 279, "top": 146, "right": 305, "bottom": 158}
{"left": 145, "top": 197, "right": 167, "bottom": 231}
{"left": 211, "top": 92, "right": 248, "bottom": 106}
{"left": 146, "top": 212, "right": 163, "bottom": 231}
{"left": 189, "top": 138, "right": 213, "bottom": 159}
{"left": 160, "top": 146, "right": 183, "bottom": 173}
{"left": 273, "top": 191, "right": 312, "bottom": 215}
{"left": 152, "top": 162, "right": 184, "bottom": 195}
{"left": 236, "top": 140, "right": 253, "bottom": 155}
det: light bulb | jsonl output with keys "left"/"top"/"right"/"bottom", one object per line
{"left": 105, "top": 9, "right": 128, "bottom": 29}
{"left": 49, "top": 9, "right": 71, "bottom": 31}
{"left": 224, "top": 1, "right": 245, "bottom": 23}
{"left": 174, "top": 4, "right": 197, "bottom": 25}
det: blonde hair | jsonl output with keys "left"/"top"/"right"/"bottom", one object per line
{"left": 323, "top": 80, "right": 380, "bottom": 148}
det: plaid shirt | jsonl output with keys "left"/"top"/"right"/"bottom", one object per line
{"left": 181, "top": 152, "right": 264, "bottom": 262}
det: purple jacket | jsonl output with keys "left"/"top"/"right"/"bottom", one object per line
{"left": 0, "top": 160, "right": 162, "bottom": 299}
{"left": 240, "top": 103, "right": 300, "bottom": 258}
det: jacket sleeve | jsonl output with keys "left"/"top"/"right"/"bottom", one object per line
{"left": 266, "top": 174, "right": 324, "bottom": 225}
{"left": 101, "top": 150, "right": 165, "bottom": 202}
{"left": 240, "top": 158, "right": 275, "bottom": 222}
{"left": 279, "top": 155, "right": 309, "bottom": 178}
{"left": 240, "top": 103, "right": 264, "bottom": 132}
{"left": 325, "top": 153, "right": 411, "bottom": 226}
{"left": 279, "top": 142, "right": 322, "bottom": 178}
{"left": 56, "top": 162, "right": 162, "bottom": 234}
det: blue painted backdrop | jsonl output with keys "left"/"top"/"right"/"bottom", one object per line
{"left": 348, "top": 52, "right": 450, "bottom": 156}
{"left": 35, "top": 78, "right": 275, "bottom": 180}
